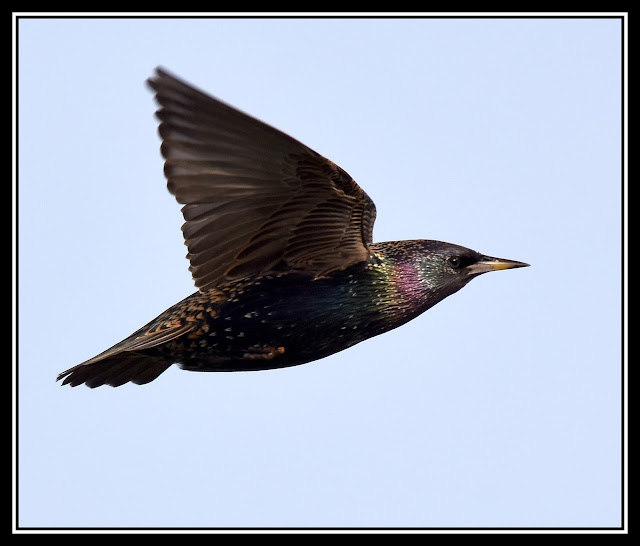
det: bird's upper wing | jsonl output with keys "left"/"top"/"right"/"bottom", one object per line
{"left": 147, "top": 67, "right": 377, "bottom": 292}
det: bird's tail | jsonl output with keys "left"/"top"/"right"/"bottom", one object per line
{"left": 58, "top": 303, "right": 195, "bottom": 388}
{"left": 57, "top": 353, "right": 174, "bottom": 388}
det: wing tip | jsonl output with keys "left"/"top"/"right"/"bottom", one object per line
{"left": 146, "top": 65, "right": 173, "bottom": 91}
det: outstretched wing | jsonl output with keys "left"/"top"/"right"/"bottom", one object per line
{"left": 147, "top": 68, "right": 377, "bottom": 292}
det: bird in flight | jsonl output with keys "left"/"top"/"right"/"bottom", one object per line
{"left": 57, "top": 68, "right": 528, "bottom": 388}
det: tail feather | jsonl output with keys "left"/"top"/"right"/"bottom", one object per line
{"left": 57, "top": 353, "right": 173, "bottom": 388}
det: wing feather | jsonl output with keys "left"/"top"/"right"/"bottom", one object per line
{"left": 147, "top": 67, "right": 377, "bottom": 291}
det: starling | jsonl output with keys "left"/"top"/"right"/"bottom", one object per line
{"left": 57, "top": 67, "right": 529, "bottom": 388}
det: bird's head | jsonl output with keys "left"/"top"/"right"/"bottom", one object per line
{"left": 377, "top": 240, "right": 529, "bottom": 310}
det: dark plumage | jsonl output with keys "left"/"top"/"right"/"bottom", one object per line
{"left": 57, "top": 68, "right": 529, "bottom": 388}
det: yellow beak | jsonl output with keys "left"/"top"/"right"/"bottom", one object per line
{"left": 467, "top": 256, "right": 530, "bottom": 276}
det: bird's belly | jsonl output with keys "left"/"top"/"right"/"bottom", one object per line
{"left": 170, "top": 272, "right": 390, "bottom": 372}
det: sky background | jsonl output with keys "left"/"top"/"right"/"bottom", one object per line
{"left": 16, "top": 16, "right": 624, "bottom": 530}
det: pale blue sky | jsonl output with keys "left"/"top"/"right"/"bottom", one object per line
{"left": 16, "top": 16, "right": 624, "bottom": 530}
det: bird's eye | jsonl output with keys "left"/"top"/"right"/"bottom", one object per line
{"left": 447, "top": 256, "right": 462, "bottom": 269}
